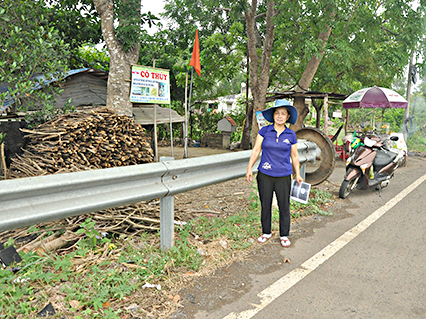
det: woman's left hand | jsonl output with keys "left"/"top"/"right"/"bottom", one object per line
{"left": 295, "top": 174, "right": 304, "bottom": 186}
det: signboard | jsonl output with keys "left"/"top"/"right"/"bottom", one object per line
{"left": 255, "top": 111, "right": 268, "bottom": 129}
{"left": 130, "top": 65, "right": 170, "bottom": 104}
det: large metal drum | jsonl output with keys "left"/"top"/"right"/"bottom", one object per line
{"left": 296, "top": 127, "right": 335, "bottom": 185}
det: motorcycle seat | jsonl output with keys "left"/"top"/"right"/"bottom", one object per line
{"left": 364, "top": 136, "right": 382, "bottom": 147}
{"left": 373, "top": 149, "right": 397, "bottom": 170}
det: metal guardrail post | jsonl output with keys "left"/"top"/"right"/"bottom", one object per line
{"left": 300, "top": 163, "right": 306, "bottom": 180}
{"left": 160, "top": 157, "right": 175, "bottom": 250}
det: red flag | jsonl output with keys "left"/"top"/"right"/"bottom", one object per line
{"left": 189, "top": 29, "right": 201, "bottom": 77}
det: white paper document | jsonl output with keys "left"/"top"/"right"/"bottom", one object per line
{"left": 290, "top": 180, "right": 311, "bottom": 204}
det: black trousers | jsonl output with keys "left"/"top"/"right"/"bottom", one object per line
{"left": 256, "top": 172, "right": 291, "bottom": 237}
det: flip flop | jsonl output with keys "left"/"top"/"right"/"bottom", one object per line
{"left": 280, "top": 237, "right": 291, "bottom": 247}
{"left": 257, "top": 234, "right": 271, "bottom": 243}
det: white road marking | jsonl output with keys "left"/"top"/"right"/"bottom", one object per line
{"left": 224, "top": 173, "right": 426, "bottom": 319}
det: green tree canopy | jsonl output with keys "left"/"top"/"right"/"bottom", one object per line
{"left": 160, "top": 0, "right": 426, "bottom": 100}
{"left": 44, "top": 0, "right": 103, "bottom": 67}
{"left": 0, "top": 0, "right": 70, "bottom": 114}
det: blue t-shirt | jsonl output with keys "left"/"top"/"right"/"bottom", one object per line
{"left": 257, "top": 125, "right": 297, "bottom": 177}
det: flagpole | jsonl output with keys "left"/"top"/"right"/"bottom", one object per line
{"left": 188, "top": 67, "right": 194, "bottom": 139}
{"left": 184, "top": 72, "right": 189, "bottom": 159}
{"left": 186, "top": 29, "right": 200, "bottom": 158}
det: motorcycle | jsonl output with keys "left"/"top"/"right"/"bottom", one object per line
{"left": 339, "top": 134, "right": 405, "bottom": 199}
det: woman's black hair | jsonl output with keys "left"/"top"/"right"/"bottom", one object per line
{"left": 273, "top": 106, "right": 290, "bottom": 114}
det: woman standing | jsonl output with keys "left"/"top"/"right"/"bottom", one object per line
{"left": 246, "top": 99, "right": 303, "bottom": 247}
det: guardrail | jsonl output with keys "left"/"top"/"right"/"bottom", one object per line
{"left": 0, "top": 141, "right": 318, "bottom": 249}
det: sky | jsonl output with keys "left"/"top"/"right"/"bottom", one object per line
{"left": 142, "top": 0, "right": 167, "bottom": 34}
{"left": 142, "top": 1, "right": 165, "bottom": 16}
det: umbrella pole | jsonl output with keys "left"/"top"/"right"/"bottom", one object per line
{"left": 345, "top": 109, "right": 349, "bottom": 135}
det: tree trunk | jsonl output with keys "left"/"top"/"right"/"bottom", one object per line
{"left": 312, "top": 98, "right": 322, "bottom": 128}
{"left": 245, "top": 0, "right": 276, "bottom": 145}
{"left": 291, "top": 21, "right": 333, "bottom": 131}
{"left": 107, "top": 48, "right": 139, "bottom": 116}
{"left": 403, "top": 52, "right": 414, "bottom": 140}
{"left": 241, "top": 101, "right": 253, "bottom": 149}
{"left": 241, "top": 52, "right": 251, "bottom": 150}
{"left": 93, "top": 0, "right": 140, "bottom": 116}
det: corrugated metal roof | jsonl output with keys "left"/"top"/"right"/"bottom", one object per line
{"left": 266, "top": 90, "right": 347, "bottom": 102}
{"left": 132, "top": 106, "right": 184, "bottom": 125}
{"left": 29, "top": 68, "right": 90, "bottom": 90}
{"left": 1, "top": 68, "right": 108, "bottom": 113}
{"left": 54, "top": 71, "right": 107, "bottom": 108}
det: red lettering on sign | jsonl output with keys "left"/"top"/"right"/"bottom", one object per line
{"left": 150, "top": 72, "right": 168, "bottom": 81}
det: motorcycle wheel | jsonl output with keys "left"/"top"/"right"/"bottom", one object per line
{"left": 339, "top": 179, "right": 357, "bottom": 199}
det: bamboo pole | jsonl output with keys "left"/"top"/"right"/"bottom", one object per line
{"left": 184, "top": 73, "right": 189, "bottom": 158}
{"left": 154, "top": 104, "right": 158, "bottom": 162}
{"left": 323, "top": 94, "right": 329, "bottom": 135}
{"left": 153, "top": 59, "right": 159, "bottom": 162}
{"left": 1, "top": 142, "right": 7, "bottom": 179}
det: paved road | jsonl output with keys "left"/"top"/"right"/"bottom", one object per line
{"left": 172, "top": 155, "right": 426, "bottom": 319}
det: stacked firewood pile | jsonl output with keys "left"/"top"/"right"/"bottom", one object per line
{"left": 9, "top": 107, "right": 154, "bottom": 178}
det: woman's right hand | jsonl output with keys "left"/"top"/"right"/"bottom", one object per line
{"left": 246, "top": 133, "right": 263, "bottom": 184}
{"left": 246, "top": 169, "right": 253, "bottom": 183}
